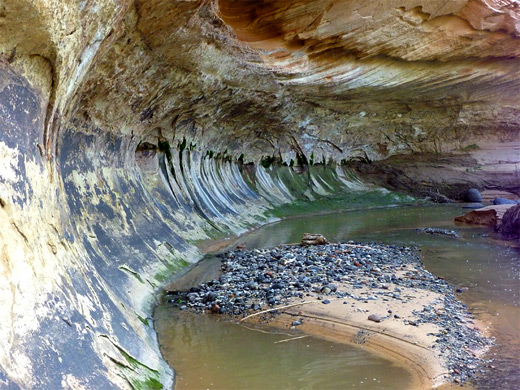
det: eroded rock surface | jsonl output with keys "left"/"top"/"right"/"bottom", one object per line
{"left": 0, "top": 1, "right": 519, "bottom": 388}
{"left": 499, "top": 204, "right": 520, "bottom": 241}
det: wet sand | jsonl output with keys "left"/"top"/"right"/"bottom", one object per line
{"left": 242, "top": 268, "right": 489, "bottom": 389}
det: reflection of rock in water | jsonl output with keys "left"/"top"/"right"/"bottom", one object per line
{"left": 470, "top": 306, "right": 520, "bottom": 390}
{"left": 155, "top": 305, "right": 414, "bottom": 390}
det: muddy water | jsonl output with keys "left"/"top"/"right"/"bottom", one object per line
{"left": 155, "top": 205, "right": 520, "bottom": 389}
{"left": 155, "top": 309, "right": 413, "bottom": 390}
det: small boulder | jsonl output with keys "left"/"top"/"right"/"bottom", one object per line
{"left": 493, "top": 197, "right": 518, "bottom": 205}
{"left": 498, "top": 204, "right": 520, "bottom": 241}
{"left": 455, "top": 208, "right": 497, "bottom": 226}
{"left": 203, "top": 291, "right": 218, "bottom": 303}
{"left": 301, "top": 233, "right": 329, "bottom": 246}
{"left": 465, "top": 188, "right": 482, "bottom": 203}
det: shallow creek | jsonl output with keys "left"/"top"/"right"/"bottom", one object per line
{"left": 155, "top": 205, "right": 520, "bottom": 389}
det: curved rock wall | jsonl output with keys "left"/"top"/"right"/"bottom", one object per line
{"left": 0, "top": 0, "right": 519, "bottom": 388}
{"left": 0, "top": 75, "right": 384, "bottom": 387}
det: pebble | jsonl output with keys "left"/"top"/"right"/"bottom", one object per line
{"left": 368, "top": 314, "right": 382, "bottom": 323}
{"left": 210, "top": 303, "right": 220, "bottom": 313}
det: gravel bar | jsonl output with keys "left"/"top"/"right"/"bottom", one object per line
{"left": 165, "top": 241, "right": 492, "bottom": 385}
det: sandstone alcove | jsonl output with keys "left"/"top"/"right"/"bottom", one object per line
{"left": 0, "top": 0, "right": 518, "bottom": 388}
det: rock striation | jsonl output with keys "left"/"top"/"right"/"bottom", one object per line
{"left": 0, "top": 0, "right": 519, "bottom": 388}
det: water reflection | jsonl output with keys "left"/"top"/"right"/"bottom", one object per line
{"left": 155, "top": 309, "right": 413, "bottom": 390}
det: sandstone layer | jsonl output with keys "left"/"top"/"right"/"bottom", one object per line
{"left": 0, "top": 0, "right": 519, "bottom": 388}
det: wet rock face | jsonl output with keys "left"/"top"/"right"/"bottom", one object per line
{"left": 0, "top": 0, "right": 519, "bottom": 388}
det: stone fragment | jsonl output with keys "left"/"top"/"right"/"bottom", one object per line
{"left": 210, "top": 303, "right": 220, "bottom": 313}
{"left": 455, "top": 204, "right": 515, "bottom": 227}
{"left": 301, "top": 233, "right": 329, "bottom": 246}
{"left": 368, "top": 314, "right": 382, "bottom": 323}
